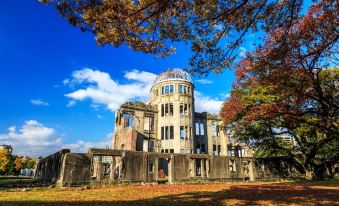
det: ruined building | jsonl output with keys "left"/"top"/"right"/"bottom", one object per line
{"left": 36, "top": 69, "right": 337, "bottom": 187}
{"left": 113, "top": 68, "right": 251, "bottom": 157}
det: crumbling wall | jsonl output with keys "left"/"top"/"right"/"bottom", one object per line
{"left": 34, "top": 149, "right": 70, "bottom": 184}
{"left": 113, "top": 128, "right": 138, "bottom": 151}
{"left": 172, "top": 155, "right": 191, "bottom": 182}
{"left": 209, "top": 156, "right": 229, "bottom": 179}
{"left": 122, "top": 151, "right": 147, "bottom": 181}
{"left": 59, "top": 153, "right": 91, "bottom": 186}
{"left": 38, "top": 149, "right": 333, "bottom": 186}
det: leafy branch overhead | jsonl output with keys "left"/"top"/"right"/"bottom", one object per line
{"left": 40, "top": 0, "right": 303, "bottom": 74}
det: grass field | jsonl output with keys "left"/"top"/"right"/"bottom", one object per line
{"left": 0, "top": 180, "right": 338, "bottom": 205}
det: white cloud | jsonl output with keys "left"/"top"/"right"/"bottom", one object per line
{"left": 30, "top": 99, "right": 49, "bottom": 106}
{"left": 0, "top": 120, "right": 62, "bottom": 156}
{"left": 66, "top": 100, "right": 76, "bottom": 107}
{"left": 194, "top": 91, "right": 223, "bottom": 114}
{"left": 64, "top": 68, "right": 226, "bottom": 115}
{"left": 64, "top": 68, "right": 157, "bottom": 112}
{"left": 0, "top": 120, "right": 112, "bottom": 157}
{"left": 63, "top": 79, "right": 70, "bottom": 85}
{"left": 239, "top": 47, "right": 248, "bottom": 58}
{"left": 196, "top": 79, "right": 213, "bottom": 84}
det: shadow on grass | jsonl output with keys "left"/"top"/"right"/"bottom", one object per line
{"left": 1, "top": 182, "right": 338, "bottom": 206}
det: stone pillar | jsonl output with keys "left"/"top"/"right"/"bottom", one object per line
{"left": 201, "top": 159, "right": 205, "bottom": 178}
{"left": 190, "top": 158, "right": 194, "bottom": 177}
{"left": 248, "top": 160, "right": 255, "bottom": 181}
{"left": 205, "top": 159, "right": 209, "bottom": 178}
{"left": 94, "top": 156, "right": 102, "bottom": 181}
{"left": 168, "top": 156, "right": 174, "bottom": 184}
{"left": 109, "top": 157, "right": 115, "bottom": 179}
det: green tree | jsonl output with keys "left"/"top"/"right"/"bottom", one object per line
{"left": 7, "top": 155, "right": 16, "bottom": 175}
{"left": 26, "top": 160, "right": 36, "bottom": 169}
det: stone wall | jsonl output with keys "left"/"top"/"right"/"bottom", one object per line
{"left": 36, "top": 149, "right": 338, "bottom": 186}
{"left": 35, "top": 149, "right": 70, "bottom": 184}
{"left": 58, "top": 153, "right": 91, "bottom": 186}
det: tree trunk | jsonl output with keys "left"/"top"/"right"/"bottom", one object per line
{"left": 305, "top": 168, "right": 316, "bottom": 180}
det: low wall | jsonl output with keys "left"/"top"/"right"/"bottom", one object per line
{"left": 59, "top": 153, "right": 91, "bottom": 186}
{"left": 34, "top": 149, "right": 70, "bottom": 184}
{"left": 37, "top": 149, "right": 337, "bottom": 186}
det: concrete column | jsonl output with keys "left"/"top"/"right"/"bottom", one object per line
{"left": 96, "top": 156, "right": 102, "bottom": 181}
{"left": 248, "top": 160, "right": 255, "bottom": 181}
{"left": 201, "top": 159, "right": 205, "bottom": 178}
{"left": 109, "top": 157, "right": 115, "bottom": 179}
{"left": 189, "top": 158, "right": 194, "bottom": 177}
{"left": 205, "top": 159, "right": 210, "bottom": 178}
{"left": 168, "top": 156, "right": 174, "bottom": 184}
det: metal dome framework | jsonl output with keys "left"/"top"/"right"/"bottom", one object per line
{"left": 153, "top": 68, "right": 193, "bottom": 86}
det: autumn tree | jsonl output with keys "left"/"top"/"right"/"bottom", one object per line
{"left": 221, "top": 0, "right": 338, "bottom": 179}
{"left": 41, "top": 0, "right": 305, "bottom": 74}
{"left": 0, "top": 148, "right": 9, "bottom": 174}
{"left": 14, "top": 157, "right": 23, "bottom": 173}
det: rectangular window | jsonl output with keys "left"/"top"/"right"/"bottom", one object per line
{"left": 165, "top": 104, "right": 169, "bottom": 116}
{"left": 165, "top": 126, "right": 169, "bottom": 139}
{"left": 165, "top": 85, "right": 169, "bottom": 94}
{"left": 161, "top": 127, "right": 165, "bottom": 139}
{"left": 184, "top": 85, "right": 187, "bottom": 94}
{"left": 213, "top": 144, "right": 217, "bottom": 156}
{"left": 161, "top": 104, "right": 164, "bottom": 117}
{"left": 211, "top": 124, "right": 217, "bottom": 137}
{"left": 218, "top": 145, "right": 221, "bottom": 155}
{"left": 165, "top": 149, "right": 168, "bottom": 153}
{"left": 180, "top": 104, "right": 184, "bottom": 117}
{"left": 170, "top": 126, "right": 174, "bottom": 139}
{"left": 161, "top": 86, "right": 164, "bottom": 95}
{"left": 122, "top": 113, "right": 133, "bottom": 128}
{"left": 188, "top": 86, "right": 190, "bottom": 94}
{"left": 170, "top": 149, "right": 174, "bottom": 153}
{"left": 148, "top": 164, "right": 154, "bottom": 172}
{"left": 179, "top": 85, "right": 183, "bottom": 93}
{"left": 180, "top": 126, "right": 185, "bottom": 139}
{"left": 180, "top": 149, "right": 186, "bottom": 154}
{"left": 169, "top": 103, "right": 173, "bottom": 116}
{"left": 200, "top": 123, "right": 204, "bottom": 135}
{"left": 161, "top": 149, "right": 164, "bottom": 153}
{"left": 169, "top": 85, "right": 174, "bottom": 94}
{"left": 195, "top": 123, "right": 200, "bottom": 135}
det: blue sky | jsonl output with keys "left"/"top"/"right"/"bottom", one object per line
{"left": 0, "top": 1, "right": 313, "bottom": 157}
{"left": 0, "top": 1, "right": 237, "bottom": 157}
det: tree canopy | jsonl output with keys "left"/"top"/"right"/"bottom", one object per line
{"left": 221, "top": 0, "right": 338, "bottom": 178}
{"left": 41, "top": 0, "right": 306, "bottom": 74}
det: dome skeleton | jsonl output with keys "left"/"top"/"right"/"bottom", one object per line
{"left": 153, "top": 68, "right": 193, "bottom": 86}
